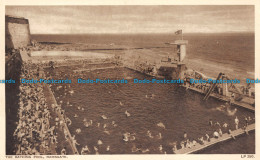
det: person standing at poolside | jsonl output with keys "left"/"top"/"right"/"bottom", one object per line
{"left": 209, "top": 119, "right": 213, "bottom": 126}
{"left": 213, "top": 131, "right": 219, "bottom": 138}
{"left": 218, "top": 128, "right": 223, "bottom": 137}
{"left": 235, "top": 116, "right": 239, "bottom": 130}
{"left": 244, "top": 117, "right": 249, "bottom": 127}
{"left": 205, "top": 133, "right": 210, "bottom": 142}
{"left": 223, "top": 122, "right": 228, "bottom": 128}
{"left": 243, "top": 126, "right": 249, "bottom": 135}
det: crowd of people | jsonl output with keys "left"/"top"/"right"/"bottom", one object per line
{"left": 13, "top": 62, "right": 57, "bottom": 155}
{"left": 172, "top": 115, "right": 255, "bottom": 153}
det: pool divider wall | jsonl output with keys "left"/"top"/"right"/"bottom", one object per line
{"left": 42, "top": 82, "right": 79, "bottom": 154}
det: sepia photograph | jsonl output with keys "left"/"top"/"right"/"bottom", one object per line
{"left": 3, "top": 4, "right": 257, "bottom": 157}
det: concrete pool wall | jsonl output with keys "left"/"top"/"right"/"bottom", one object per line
{"left": 30, "top": 51, "right": 114, "bottom": 58}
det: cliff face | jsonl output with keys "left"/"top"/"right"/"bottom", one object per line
{"left": 5, "top": 15, "right": 31, "bottom": 50}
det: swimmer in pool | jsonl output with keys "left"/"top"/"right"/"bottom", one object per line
{"left": 101, "top": 115, "right": 108, "bottom": 119}
{"left": 215, "top": 121, "right": 221, "bottom": 127}
{"left": 97, "top": 140, "right": 103, "bottom": 145}
{"left": 112, "top": 121, "right": 117, "bottom": 127}
{"left": 123, "top": 134, "right": 129, "bottom": 142}
{"left": 125, "top": 110, "right": 131, "bottom": 117}
{"left": 223, "top": 122, "right": 228, "bottom": 128}
{"left": 158, "top": 132, "right": 162, "bottom": 139}
{"left": 147, "top": 130, "right": 154, "bottom": 138}
{"left": 227, "top": 108, "right": 237, "bottom": 116}
{"left": 104, "top": 130, "right": 110, "bottom": 135}
{"left": 183, "top": 132, "right": 187, "bottom": 139}
{"left": 76, "top": 128, "right": 81, "bottom": 134}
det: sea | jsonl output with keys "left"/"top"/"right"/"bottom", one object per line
{"left": 32, "top": 32, "right": 255, "bottom": 73}
{"left": 40, "top": 33, "right": 255, "bottom": 154}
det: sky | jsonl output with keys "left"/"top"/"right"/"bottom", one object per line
{"left": 6, "top": 6, "right": 254, "bottom": 34}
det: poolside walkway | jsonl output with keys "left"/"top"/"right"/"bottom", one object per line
{"left": 43, "top": 83, "right": 79, "bottom": 154}
{"left": 174, "top": 123, "right": 255, "bottom": 154}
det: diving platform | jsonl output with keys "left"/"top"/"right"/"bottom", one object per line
{"left": 174, "top": 123, "right": 255, "bottom": 154}
{"left": 182, "top": 85, "right": 255, "bottom": 112}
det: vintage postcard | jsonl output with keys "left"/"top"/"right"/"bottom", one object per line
{"left": 0, "top": 0, "right": 259, "bottom": 160}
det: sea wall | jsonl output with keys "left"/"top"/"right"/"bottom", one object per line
{"left": 5, "top": 15, "right": 31, "bottom": 50}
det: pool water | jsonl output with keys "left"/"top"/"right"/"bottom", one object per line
{"left": 45, "top": 66, "right": 255, "bottom": 154}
